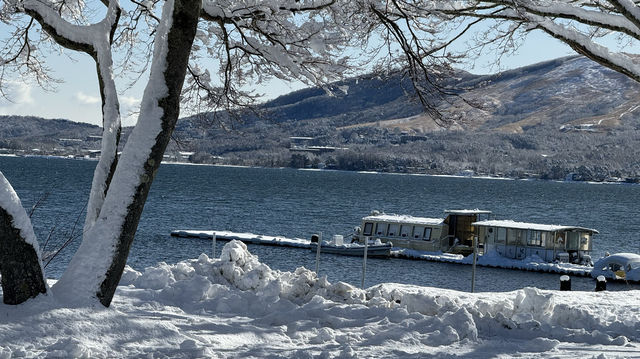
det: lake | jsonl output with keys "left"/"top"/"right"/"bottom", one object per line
{"left": 2, "top": 155, "right": 639, "bottom": 292}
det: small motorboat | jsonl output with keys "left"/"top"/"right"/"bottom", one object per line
{"left": 591, "top": 253, "right": 640, "bottom": 281}
{"left": 310, "top": 234, "right": 392, "bottom": 258}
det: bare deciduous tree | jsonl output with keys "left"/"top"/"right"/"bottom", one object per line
{"left": 0, "top": 0, "right": 461, "bottom": 306}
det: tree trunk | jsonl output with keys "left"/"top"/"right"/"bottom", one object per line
{"left": 0, "top": 180, "right": 47, "bottom": 304}
{"left": 54, "top": 0, "right": 202, "bottom": 307}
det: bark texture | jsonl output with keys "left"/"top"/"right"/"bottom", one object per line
{"left": 0, "top": 208, "right": 46, "bottom": 304}
{"left": 95, "top": 0, "right": 201, "bottom": 307}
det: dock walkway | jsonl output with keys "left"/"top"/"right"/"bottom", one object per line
{"left": 170, "top": 229, "right": 593, "bottom": 277}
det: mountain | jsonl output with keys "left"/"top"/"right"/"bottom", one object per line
{"left": 0, "top": 116, "right": 102, "bottom": 151}
{"left": 2, "top": 55, "right": 640, "bottom": 181}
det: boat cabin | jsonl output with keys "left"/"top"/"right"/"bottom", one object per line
{"left": 356, "top": 210, "right": 491, "bottom": 255}
{"left": 472, "top": 220, "right": 598, "bottom": 264}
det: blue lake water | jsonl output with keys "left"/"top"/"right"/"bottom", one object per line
{"left": 2, "top": 156, "right": 639, "bottom": 292}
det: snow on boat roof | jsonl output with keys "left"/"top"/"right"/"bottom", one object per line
{"left": 472, "top": 220, "right": 599, "bottom": 234}
{"left": 595, "top": 253, "right": 640, "bottom": 263}
{"left": 444, "top": 209, "right": 492, "bottom": 215}
{"left": 362, "top": 214, "right": 444, "bottom": 226}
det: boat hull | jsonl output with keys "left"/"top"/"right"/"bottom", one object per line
{"left": 310, "top": 243, "right": 392, "bottom": 258}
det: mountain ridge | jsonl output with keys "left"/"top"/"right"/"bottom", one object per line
{"left": 2, "top": 55, "right": 639, "bottom": 181}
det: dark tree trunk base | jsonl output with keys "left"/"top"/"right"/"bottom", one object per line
{"left": 0, "top": 208, "right": 47, "bottom": 305}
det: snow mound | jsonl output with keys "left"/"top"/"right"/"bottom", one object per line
{"left": 123, "top": 240, "right": 366, "bottom": 309}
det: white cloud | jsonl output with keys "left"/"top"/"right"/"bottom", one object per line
{"left": 12, "top": 81, "right": 35, "bottom": 105}
{"left": 75, "top": 91, "right": 101, "bottom": 105}
{"left": 0, "top": 81, "right": 35, "bottom": 105}
{"left": 120, "top": 96, "right": 141, "bottom": 107}
{"left": 0, "top": 81, "right": 35, "bottom": 115}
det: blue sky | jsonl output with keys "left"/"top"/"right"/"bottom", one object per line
{"left": 0, "top": 30, "right": 574, "bottom": 127}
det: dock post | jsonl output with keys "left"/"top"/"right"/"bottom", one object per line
{"left": 315, "top": 232, "right": 322, "bottom": 275}
{"left": 471, "top": 236, "right": 478, "bottom": 293}
{"left": 361, "top": 237, "right": 369, "bottom": 289}
{"left": 560, "top": 275, "right": 571, "bottom": 291}
{"left": 212, "top": 232, "right": 217, "bottom": 258}
{"left": 595, "top": 275, "right": 607, "bottom": 292}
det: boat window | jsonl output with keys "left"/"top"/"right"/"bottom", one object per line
{"left": 400, "top": 225, "right": 411, "bottom": 238}
{"left": 423, "top": 227, "right": 432, "bottom": 241}
{"left": 540, "top": 232, "right": 549, "bottom": 247}
{"left": 527, "top": 231, "right": 542, "bottom": 247}
{"left": 508, "top": 229, "right": 517, "bottom": 244}
{"left": 375, "top": 223, "right": 388, "bottom": 236}
{"left": 388, "top": 223, "right": 399, "bottom": 236}
{"left": 363, "top": 222, "right": 374, "bottom": 236}
{"left": 609, "top": 263, "right": 622, "bottom": 272}
{"left": 580, "top": 233, "right": 591, "bottom": 250}
{"left": 496, "top": 228, "right": 506, "bottom": 244}
{"left": 567, "top": 232, "right": 579, "bottom": 250}
{"left": 413, "top": 226, "right": 425, "bottom": 239}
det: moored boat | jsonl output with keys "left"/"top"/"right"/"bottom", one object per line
{"left": 353, "top": 209, "right": 492, "bottom": 256}
{"left": 310, "top": 234, "right": 392, "bottom": 258}
{"left": 591, "top": 253, "right": 640, "bottom": 281}
{"left": 473, "top": 220, "right": 598, "bottom": 265}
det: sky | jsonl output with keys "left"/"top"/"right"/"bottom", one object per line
{"left": 0, "top": 29, "right": 575, "bottom": 127}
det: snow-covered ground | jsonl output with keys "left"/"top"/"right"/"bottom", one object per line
{"left": 1, "top": 241, "right": 638, "bottom": 358}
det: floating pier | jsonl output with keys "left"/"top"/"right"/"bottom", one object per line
{"left": 170, "top": 229, "right": 593, "bottom": 277}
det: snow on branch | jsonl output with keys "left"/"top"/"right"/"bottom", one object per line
{"left": 190, "top": 0, "right": 352, "bottom": 118}
{"left": 415, "top": 1, "right": 640, "bottom": 84}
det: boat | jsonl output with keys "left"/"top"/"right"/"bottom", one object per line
{"left": 310, "top": 234, "right": 392, "bottom": 258}
{"left": 591, "top": 253, "right": 640, "bottom": 281}
{"left": 353, "top": 209, "right": 492, "bottom": 256}
{"left": 473, "top": 220, "right": 598, "bottom": 265}
{"left": 353, "top": 210, "right": 598, "bottom": 265}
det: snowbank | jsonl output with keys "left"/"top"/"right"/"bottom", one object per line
{"left": 0, "top": 240, "right": 638, "bottom": 357}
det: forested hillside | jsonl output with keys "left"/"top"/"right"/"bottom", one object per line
{"left": 2, "top": 56, "right": 640, "bottom": 182}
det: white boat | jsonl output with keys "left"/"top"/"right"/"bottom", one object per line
{"left": 353, "top": 209, "right": 492, "bottom": 256}
{"left": 310, "top": 234, "right": 392, "bottom": 258}
{"left": 591, "top": 253, "right": 640, "bottom": 281}
{"left": 473, "top": 220, "right": 598, "bottom": 265}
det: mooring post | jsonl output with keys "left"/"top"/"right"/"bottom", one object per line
{"left": 560, "top": 275, "right": 571, "bottom": 291}
{"left": 315, "top": 232, "right": 322, "bottom": 274}
{"left": 212, "top": 232, "right": 217, "bottom": 258}
{"left": 361, "top": 237, "right": 369, "bottom": 289}
{"left": 595, "top": 275, "right": 607, "bottom": 292}
{"left": 471, "top": 236, "right": 478, "bottom": 293}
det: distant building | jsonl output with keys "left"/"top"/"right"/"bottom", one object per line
{"left": 179, "top": 151, "right": 195, "bottom": 161}
{"left": 289, "top": 136, "right": 346, "bottom": 153}
{"left": 58, "top": 138, "right": 83, "bottom": 146}
{"left": 86, "top": 150, "right": 101, "bottom": 158}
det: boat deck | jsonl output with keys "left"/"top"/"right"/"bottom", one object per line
{"left": 170, "top": 229, "right": 593, "bottom": 277}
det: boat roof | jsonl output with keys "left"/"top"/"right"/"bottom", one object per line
{"left": 472, "top": 220, "right": 599, "bottom": 234}
{"left": 444, "top": 209, "right": 492, "bottom": 215}
{"left": 362, "top": 214, "right": 444, "bottom": 226}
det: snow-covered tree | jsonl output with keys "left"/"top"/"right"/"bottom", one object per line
{"left": 400, "top": 1, "right": 640, "bottom": 81}
{"left": 0, "top": 0, "right": 462, "bottom": 306}
{"left": 4, "top": 0, "right": 639, "bottom": 307}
